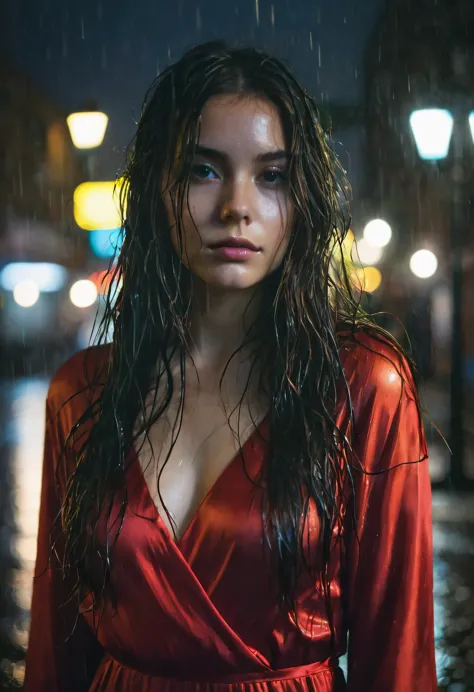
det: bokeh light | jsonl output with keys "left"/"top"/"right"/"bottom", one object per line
{"left": 352, "top": 238, "right": 383, "bottom": 265}
{"left": 363, "top": 219, "right": 392, "bottom": 248}
{"left": 89, "top": 228, "right": 123, "bottom": 258}
{"left": 0, "top": 262, "right": 67, "bottom": 292}
{"left": 87, "top": 269, "right": 122, "bottom": 295}
{"left": 13, "top": 280, "right": 40, "bottom": 308}
{"left": 352, "top": 266, "right": 382, "bottom": 293}
{"left": 69, "top": 280, "right": 98, "bottom": 308}
{"left": 340, "top": 229, "right": 355, "bottom": 261}
{"left": 410, "top": 249, "right": 438, "bottom": 278}
{"left": 73, "top": 180, "right": 126, "bottom": 231}
{"left": 331, "top": 229, "right": 355, "bottom": 267}
{"left": 66, "top": 111, "right": 108, "bottom": 149}
{"left": 409, "top": 109, "right": 453, "bottom": 161}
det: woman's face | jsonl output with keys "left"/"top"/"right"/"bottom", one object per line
{"left": 169, "top": 94, "right": 292, "bottom": 290}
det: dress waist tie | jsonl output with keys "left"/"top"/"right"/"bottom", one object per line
{"left": 90, "top": 655, "right": 342, "bottom": 691}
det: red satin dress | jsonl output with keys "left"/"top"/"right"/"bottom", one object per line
{"left": 24, "top": 332, "right": 437, "bottom": 691}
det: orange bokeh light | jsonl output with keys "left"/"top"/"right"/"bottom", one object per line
{"left": 87, "top": 269, "right": 119, "bottom": 295}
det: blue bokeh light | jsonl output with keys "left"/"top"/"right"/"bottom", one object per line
{"left": 89, "top": 228, "right": 124, "bottom": 258}
{"left": 0, "top": 262, "right": 67, "bottom": 292}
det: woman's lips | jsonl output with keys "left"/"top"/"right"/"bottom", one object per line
{"left": 211, "top": 246, "right": 258, "bottom": 261}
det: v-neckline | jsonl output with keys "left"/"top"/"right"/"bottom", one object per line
{"left": 130, "top": 414, "right": 270, "bottom": 548}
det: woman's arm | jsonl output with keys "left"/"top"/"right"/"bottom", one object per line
{"left": 24, "top": 394, "right": 104, "bottom": 691}
{"left": 343, "top": 343, "right": 437, "bottom": 691}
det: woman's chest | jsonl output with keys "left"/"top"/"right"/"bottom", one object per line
{"left": 135, "top": 397, "right": 267, "bottom": 542}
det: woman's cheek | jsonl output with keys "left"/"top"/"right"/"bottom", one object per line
{"left": 187, "top": 182, "right": 217, "bottom": 221}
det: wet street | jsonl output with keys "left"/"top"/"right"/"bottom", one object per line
{"left": 1, "top": 376, "right": 474, "bottom": 690}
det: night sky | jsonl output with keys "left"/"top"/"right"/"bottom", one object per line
{"left": 2, "top": 0, "right": 385, "bottom": 182}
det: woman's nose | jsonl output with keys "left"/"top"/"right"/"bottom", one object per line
{"left": 219, "top": 179, "right": 252, "bottom": 225}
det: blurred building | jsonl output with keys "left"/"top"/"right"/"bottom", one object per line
{"left": 0, "top": 56, "right": 86, "bottom": 266}
{"left": 362, "top": 0, "right": 474, "bottom": 380}
{"left": 0, "top": 57, "right": 90, "bottom": 363}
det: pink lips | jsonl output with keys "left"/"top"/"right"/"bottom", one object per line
{"left": 212, "top": 246, "right": 257, "bottom": 260}
{"left": 209, "top": 237, "right": 260, "bottom": 261}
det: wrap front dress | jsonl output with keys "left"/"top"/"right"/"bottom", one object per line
{"left": 24, "top": 332, "right": 437, "bottom": 691}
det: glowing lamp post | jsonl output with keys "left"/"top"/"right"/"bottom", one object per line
{"left": 409, "top": 109, "right": 454, "bottom": 161}
{"left": 67, "top": 105, "right": 109, "bottom": 180}
{"left": 66, "top": 111, "right": 108, "bottom": 149}
{"left": 409, "top": 107, "right": 474, "bottom": 488}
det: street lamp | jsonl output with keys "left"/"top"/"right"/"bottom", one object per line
{"left": 409, "top": 109, "right": 454, "bottom": 161}
{"left": 67, "top": 104, "right": 109, "bottom": 179}
{"left": 67, "top": 110, "right": 108, "bottom": 150}
{"left": 410, "top": 107, "right": 474, "bottom": 489}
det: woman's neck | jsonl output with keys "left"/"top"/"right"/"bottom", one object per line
{"left": 186, "top": 282, "right": 261, "bottom": 374}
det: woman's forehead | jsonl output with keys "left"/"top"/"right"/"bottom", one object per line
{"left": 197, "top": 94, "right": 286, "bottom": 157}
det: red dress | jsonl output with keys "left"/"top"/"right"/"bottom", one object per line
{"left": 24, "top": 332, "right": 437, "bottom": 691}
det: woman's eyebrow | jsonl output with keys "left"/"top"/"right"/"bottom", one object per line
{"left": 194, "top": 145, "right": 289, "bottom": 163}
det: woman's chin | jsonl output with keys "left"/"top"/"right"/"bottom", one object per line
{"left": 196, "top": 266, "right": 264, "bottom": 292}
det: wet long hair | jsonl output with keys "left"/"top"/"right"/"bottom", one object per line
{"left": 60, "top": 41, "right": 402, "bottom": 630}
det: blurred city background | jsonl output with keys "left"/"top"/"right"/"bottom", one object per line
{"left": 0, "top": 0, "right": 473, "bottom": 690}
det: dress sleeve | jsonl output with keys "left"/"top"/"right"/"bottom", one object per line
{"left": 343, "top": 346, "right": 437, "bottom": 691}
{"left": 24, "top": 395, "right": 104, "bottom": 692}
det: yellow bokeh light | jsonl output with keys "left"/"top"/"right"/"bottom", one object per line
{"left": 341, "top": 229, "right": 355, "bottom": 261}
{"left": 331, "top": 229, "right": 355, "bottom": 265}
{"left": 74, "top": 180, "right": 127, "bottom": 231}
{"left": 352, "top": 266, "right": 382, "bottom": 293}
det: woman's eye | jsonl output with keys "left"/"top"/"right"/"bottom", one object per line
{"left": 261, "top": 168, "right": 286, "bottom": 184}
{"left": 191, "top": 163, "right": 218, "bottom": 180}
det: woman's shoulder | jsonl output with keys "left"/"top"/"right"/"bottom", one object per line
{"left": 337, "top": 325, "right": 417, "bottom": 409}
{"left": 337, "top": 325, "right": 425, "bottom": 472}
{"left": 47, "top": 343, "right": 111, "bottom": 418}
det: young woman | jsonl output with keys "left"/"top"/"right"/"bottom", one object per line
{"left": 24, "top": 42, "right": 436, "bottom": 691}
